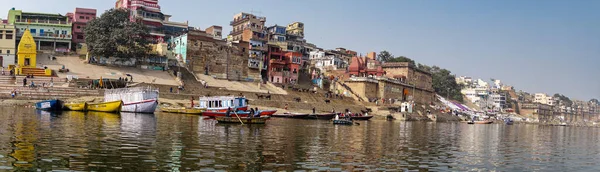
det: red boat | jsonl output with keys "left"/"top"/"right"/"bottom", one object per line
{"left": 351, "top": 115, "right": 374, "bottom": 120}
{"left": 258, "top": 110, "right": 277, "bottom": 116}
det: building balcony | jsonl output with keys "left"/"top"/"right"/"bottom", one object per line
{"left": 15, "top": 19, "right": 71, "bottom": 25}
{"left": 19, "top": 32, "right": 72, "bottom": 40}
{"left": 270, "top": 59, "right": 287, "bottom": 65}
{"left": 230, "top": 17, "right": 250, "bottom": 26}
{"left": 131, "top": 0, "right": 161, "bottom": 9}
{"left": 270, "top": 71, "right": 290, "bottom": 77}
{"left": 250, "top": 45, "right": 267, "bottom": 51}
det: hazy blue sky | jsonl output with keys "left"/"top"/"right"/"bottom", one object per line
{"left": 3, "top": 0, "right": 599, "bottom": 100}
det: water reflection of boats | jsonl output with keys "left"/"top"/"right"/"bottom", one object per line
{"left": 305, "top": 113, "right": 336, "bottom": 120}
{"left": 160, "top": 107, "right": 205, "bottom": 114}
{"left": 333, "top": 119, "right": 353, "bottom": 125}
{"left": 352, "top": 115, "right": 374, "bottom": 120}
{"left": 466, "top": 120, "right": 493, "bottom": 124}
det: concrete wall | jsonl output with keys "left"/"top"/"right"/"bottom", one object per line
{"left": 345, "top": 80, "right": 378, "bottom": 101}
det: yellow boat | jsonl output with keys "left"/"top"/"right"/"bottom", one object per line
{"left": 160, "top": 107, "right": 205, "bottom": 114}
{"left": 86, "top": 100, "right": 122, "bottom": 113}
{"left": 64, "top": 102, "right": 87, "bottom": 111}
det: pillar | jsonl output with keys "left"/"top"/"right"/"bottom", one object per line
{"left": 38, "top": 40, "right": 41, "bottom": 51}
{"left": 53, "top": 41, "right": 56, "bottom": 50}
{"left": 68, "top": 42, "right": 71, "bottom": 51}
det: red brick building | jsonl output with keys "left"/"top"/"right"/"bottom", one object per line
{"left": 267, "top": 46, "right": 302, "bottom": 84}
{"left": 347, "top": 52, "right": 385, "bottom": 77}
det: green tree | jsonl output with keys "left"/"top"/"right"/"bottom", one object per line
{"left": 85, "top": 8, "right": 150, "bottom": 58}
{"left": 553, "top": 93, "right": 573, "bottom": 106}
{"left": 377, "top": 50, "right": 394, "bottom": 62}
{"left": 430, "top": 65, "right": 463, "bottom": 102}
{"left": 590, "top": 98, "right": 599, "bottom": 105}
{"left": 387, "top": 56, "right": 416, "bottom": 66}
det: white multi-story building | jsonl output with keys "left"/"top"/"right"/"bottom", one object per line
{"left": 456, "top": 76, "right": 473, "bottom": 86}
{"left": 534, "top": 93, "right": 557, "bottom": 106}
{"left": 490, "top": 93, "right": 506, "bottom": 111}
{"left": 309, "top": 50, "right": 343, "bottom": 72}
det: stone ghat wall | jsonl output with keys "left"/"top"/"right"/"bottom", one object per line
{"left": 187, "top": 34, "right": 248, "bottom": 81}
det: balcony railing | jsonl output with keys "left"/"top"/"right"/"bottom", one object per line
{"left": 251, "top": 35, "right": 267, "bottom": 41}
{"left": 270, "top": 59, "right": 287, "bottom": 65}
{"left": 250, "top": 45, "right": 267, "bottom": 51}
{"left": 15, "top": 19, "right": 71, "bottom": 25}
{"left": 230, "top": 17, "right": 250, "bottom": 26}
{"left": 18, "top": 32, "right": 72, "bottom": 39}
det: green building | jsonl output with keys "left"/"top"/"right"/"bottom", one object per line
{"left": 8, "top": 8, "right": 72, "bottom": 52}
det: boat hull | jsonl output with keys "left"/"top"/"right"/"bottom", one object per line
{"left": 258, "top": 110, "right": 277, "bottom": 116}
{"left": 86, "top": 100, "right": 123, "bottom": 113}
{"left": 121, "top": 99, "right": 158, "bottom": 113}
{"left": 333, "top": 119, "right": 353, "bottom": 125}
{"left": 351, "top": 115, "right": 374, "bottom": 120}
{"left": 305, "top": 113, "right": 336, "bottom": 120}
{"left": 216, "top": 116, "right": 269, "bottom": 124}
{"left": 272, "top": 113, "right": 309, "bottom": 119}
{"left": 35, "top": 100, "right": 63, "bottom": 111}
{"left": 64, "top": 102, "right": 87, "bottom": 111}
{"left": 161, "top": 107, "right": 205, "bottom": 114}
{"left": 203, "top": 111, "right": 252, "bottom": 118}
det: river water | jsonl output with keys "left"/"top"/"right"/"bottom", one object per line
{"left": 1, "top": 107, "right": 600, "bottom": 171}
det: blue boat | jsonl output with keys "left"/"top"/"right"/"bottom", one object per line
{"left": 35, "top": 100, "right": 63, "bottom": 111}
{"left": 504, "top": 118, "right": 514, "bottom": 125}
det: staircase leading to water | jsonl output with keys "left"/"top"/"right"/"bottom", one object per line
{"left": 0, "top": 75, "right": 15, "bottom": 85}
{"left": 0, "top": 85, "right": 101, "bottom": 99}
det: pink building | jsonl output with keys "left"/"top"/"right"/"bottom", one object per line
{"left": 67, "top": 8, "right": 97, "bottom": 44}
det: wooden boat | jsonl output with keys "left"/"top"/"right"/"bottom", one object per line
{"left": 35, "top": 99, "right": 63, "bottom": 111}
{"left": 272, "top": 113, "right": 309, "bottom": 119}
{"left": 333, "top": 119, "right": 353, "bottom": 125}
{"left": 105, "top": 87, "right": 159, "bottom": 113}
{"left": 64, "top": 102, "right": 87, "bottom": 111}
{"left": 216, "top": 116, "right": 269, "bottom": 124}
{"left": 257, "top": 110, "right": 277, "bottom": 116}
{"left": 504, "top": 119, "right": 514, "bottom": 125}
{"left": 197, "top": 96, "right": 248, "bottom": 112}
{"left": 351, "top": 115, "right": 374, "bottom": 120}
{"left": 467, "top": 120, "right": 493, "bottom": 124}
{"left": 86, "top": 100, "right": 123, "bottom": 113}
{"left": 160, "top": 107, "right": 205, "bottom": 114}
{"left": 305, "top": 113, "right": 336, "bottom": 120}
{"left": 203, "top": 111, "right": 251, "bottom": 118}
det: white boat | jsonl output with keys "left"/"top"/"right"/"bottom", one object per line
{"left": 105, "top": 87, "right": 159, "bottom": 113}
{"left": 197, "top": 96, "right": 248, "bottom": 112}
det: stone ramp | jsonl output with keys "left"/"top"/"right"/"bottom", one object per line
{"left": 194, "top": 73, "right": 287, "bottom": 95}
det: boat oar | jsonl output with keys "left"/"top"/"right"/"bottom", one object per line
{"left": 233, "top": 111, "right": 244, "bottom": 125}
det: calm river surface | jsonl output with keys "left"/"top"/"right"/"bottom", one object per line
{"left": 1, "top": 107, "right": 600, "bottom": 171}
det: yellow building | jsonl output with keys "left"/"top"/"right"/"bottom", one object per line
{"left": 17, "top": 28, "right": 36, "bottom": 67}
{"left": 15, "top": 28, "right": 50, "bottom": 76}
{"left": 0, "top": 22, "right": 16, "bottom": 67}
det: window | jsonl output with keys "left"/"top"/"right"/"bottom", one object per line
{"left": 0, "top": 50, "right": 2, "bottom": 54}
{"left": 77, "top": 35, "right": 84, "bottom": 39}
{"left": 40, "top": 29, "right": 44, "bottom": 35}
{"left": 62, "top": 30, "right": 68, "bottom": 35}
{"left": 77, "top": 26, "right": 81, "bottom": 29}
{"left": 5, "top": 34, "right": 11, "bottom": 39}
{"left": 6, "top": 50, "right": 9, "bottom": 54}
{"left": 30, "top": 29, "right": 36, "bottom": 34}
{"left": 79, "top": 16, "right": 84, "bottom": 19}
{"left": 86, "top": 16, "right": 90, "bottom": 19}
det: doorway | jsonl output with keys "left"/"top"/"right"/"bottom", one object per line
{"left": 24, "top": 58, "right": 30, "bottom": 66}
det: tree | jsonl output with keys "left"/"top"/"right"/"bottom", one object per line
{"left": 553, "top": 93, "right": 573, "bottom": 107}
{"left": 85, "top": 8, "right": 150, "bottom": 59}
{"left": 430, "top": 65, "right": 463, "bottom": 102}
{"left": 387, "top": 56, "right": 416, "bottom": 66}
{"left": 377, "top": 50, "right": 393, "bottom": 62}
{"left": 590, "top": 98, "right": 599, "bottom": 105}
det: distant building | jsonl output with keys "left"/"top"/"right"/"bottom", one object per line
{"left": 170, "top": 30, "right": 247, "bottom": 80}
{"left": 381, "top": 62, "right": 433, "bottom": 91}
{"left": 229, "top": 12, "right": 268, "bottom": 81}
{"left": 115, "top": 0, "right": 188, "bottom": 43}
{"left": 309, "top": 50, "right": 343, "bottom": 72}
{"left": 205, "top": 25, "right": 222, "bottom": 40}
{"left": 534, "top": 93, "right": 558, "bottom": 106}
{"left": 347, "top": 54, "right": 385, "bottom": 77}
{"left": 66, "top": 8, "right": 96, "bottom": 44}
{"left": 8, "top": 8, "right": 72, "bottom": 51}
{"left": 267, "top": 46, "right": 302, "bottom": 84}
{"left": 0, "top": 22, "right": 16, "bottom": 67}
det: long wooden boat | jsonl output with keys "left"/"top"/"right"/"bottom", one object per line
{"left": 104, "top": 87, "right": 159, "bottom": 113}
{"left": 203, "top": 111, "right": 251, "bottom": 118}
{"left": 35, "top": 100, "right": 63, "bottom": 111}
{"left": 305, "top": 113, "right": 336, "bottom": 120}
{"left": 333, "top": 119, "right": 353, "bottom": 125}
{"left": 351, "top": 115, "right": 374, "bottom": 120}
{"left": 86, "top": 100, "right": 123, "bottom": 113}
{"left": 467, "top": 120, "right": 493, "bottom": 124}
{"left": 64, "top": 102, "right": 87, "bottom": 111}
{"left": 216, "top": 116, "right": 269, "bottom": 124}
{"left": 160, "top": 107, "right": 205, "bottom": 114}
{"left": 272, "top": 113, "right": 309, "bottom": 119}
